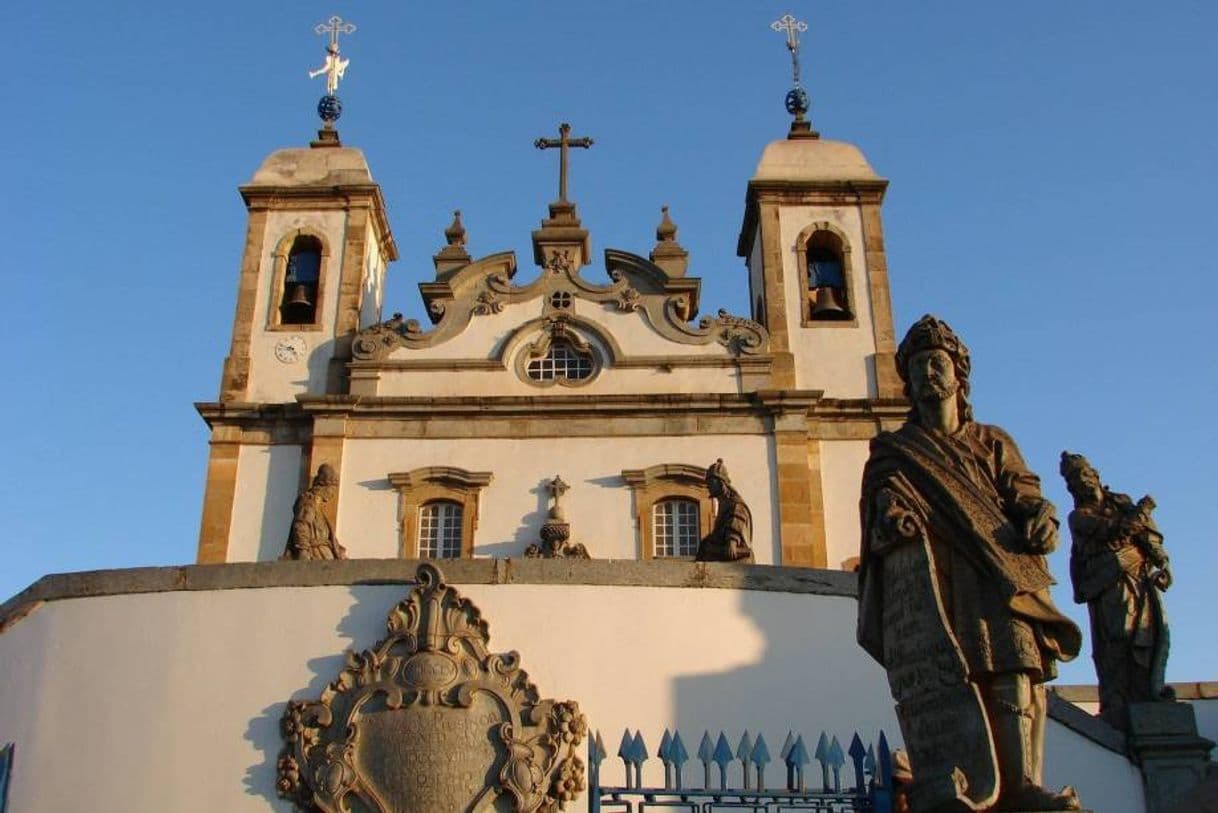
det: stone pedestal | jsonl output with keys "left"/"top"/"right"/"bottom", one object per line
{"left": 1128, "top": 701, "right": 1216, "bottom": 813}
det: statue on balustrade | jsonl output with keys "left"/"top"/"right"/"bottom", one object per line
{"left": 281, "top": 463, "right": 347, "bottom": 561}
{"left": 695, "top": 459, "right": 754, "bottom": 563}
{"left": 1061, "top": 451, "right": 1172, "bottom": 731}
{"left": 857, "top": 315, "right": 1082, "bottom": 812}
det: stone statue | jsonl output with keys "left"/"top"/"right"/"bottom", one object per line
{"left": 857, "top": 315, "right": 1082, "bottom": 812}
{"left": 281, "top": 463, "right": 347, "bottom": 561}
{"left": 1060, "top": 451, "right": 1172, "bottom": 731}
{"left": 695, "top": 459, "right": 755, "bottom": 563}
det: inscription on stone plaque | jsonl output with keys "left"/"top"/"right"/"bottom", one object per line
{"left": 881, "top": 539, "right": 997, "bottom": 810}
{"left": 277, "top": 563, "right": 587, "bottom": 812}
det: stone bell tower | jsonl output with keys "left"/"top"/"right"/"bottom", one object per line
{"left": 737, "top": 15, "right": 900, "bottom": 400}
{"left": 197, "top": 18, "right": 396, "bottom": 563}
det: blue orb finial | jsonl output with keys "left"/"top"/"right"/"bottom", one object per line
{"left": 317, "top": 94, "right": 343, "bottom": 124}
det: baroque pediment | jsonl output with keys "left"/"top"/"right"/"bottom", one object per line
{"left": 276, "top": 563, "right": 587, "bottom": 812}
{"left": 351, "top": 249, "right": 767, "bottom": 362}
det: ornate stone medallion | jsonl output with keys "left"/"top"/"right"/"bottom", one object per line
{"left": 277, "top": 563, "right": 587, "bottom": 812}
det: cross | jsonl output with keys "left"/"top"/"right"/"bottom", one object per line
{"left": 534, "top": 123, "right": 594, "bottom": 203}
{"left": 771, "top": 13, "right": 808, "bottom": 85}
{"left": 314, "top": 15, "right": 356, "bottom": 51}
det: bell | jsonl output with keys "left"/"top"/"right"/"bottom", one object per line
{"left": 811, "top": 286, "right": 848, "bottom": 319}
{"left": 282, "top": 283, "right": 315, "bottom": 323}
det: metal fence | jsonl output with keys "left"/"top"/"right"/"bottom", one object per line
{"left": 587, "top": 728, "right": 896, "bottom": 812}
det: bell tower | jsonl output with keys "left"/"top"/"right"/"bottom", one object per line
{"left": 737, "top": 15, "right": 900, "bottom": 399}
{"left": 198, "top": 18, "right": 396, "bottom": 564}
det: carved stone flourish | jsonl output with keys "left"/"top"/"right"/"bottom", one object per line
{"left": 1061, "top": 451, "right": 1173, "bottom": 732}
{"left": 277, "top": 562, "right": 587, "bottom": 812}
{"left": 472, "top": 289, "right": 504, "bottom": 316}
{"left": 615, "top": 286, "right": 642, "bottom": 312}
{"left": 694, "top": 459, "right": 754, "bottom": 563}
{"left": 525, "top": 475, "right": 591, "bottom": 559}
{"left": 698, "top": 309, "right": 767, "bottom": 355}
{"left": 544, "top": 250, "right": 574, "bottom": 275}
{"left": 857, "top": 315, "right": 1082, "bottom": 812}
{"left": 351, "top": 313, "right": 424, "bottom": 361}
{"left": 281, "top": 464, "right": 346, "bottom": 561}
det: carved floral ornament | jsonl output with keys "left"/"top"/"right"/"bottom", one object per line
{"left": 277, "top": 563, "right": 587, "bottom": 812}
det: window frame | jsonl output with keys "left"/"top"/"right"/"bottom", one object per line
{"left": 651, "top": 497, "right": 702, "bottom": 559}
{"left": 388, "top": 467, "right": 493, "bottom": 559}
{"left": 621, "top": 464, "right": 714, "bottom": 560}
{"left": 417, "top": 499, "right": 465, "bottom": 560}
{"left": 794, "top": 222, "right": 858, "bottom": 328}
{"left": 267, "top": 229, "right": 332, "bottom": 332}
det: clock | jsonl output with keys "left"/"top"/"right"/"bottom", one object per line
{"left": 274, "top": 335, "right": 308, "bottom": 364}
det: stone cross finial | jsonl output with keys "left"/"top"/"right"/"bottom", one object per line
{"left": 547, "top": 474, "right": 569, "bottom": 520}
{"left": 534, "top": 123, "right": 594, "bottom": 204}
{"left": 770, "top": 13, "right": 808, "bottom": 86}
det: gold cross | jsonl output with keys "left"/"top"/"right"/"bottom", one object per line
{"left": 534, "top": 123, "right": 594, "bottom": 203}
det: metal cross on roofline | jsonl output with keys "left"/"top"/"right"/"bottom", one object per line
{"left": 314, "top": 15, "right": 356, "bottom": 51}
{"left": 534, "top": 123, "right": 594, "bottom": 204}
{"left": 771, "top": 13, "right": 808, "bottom": 86}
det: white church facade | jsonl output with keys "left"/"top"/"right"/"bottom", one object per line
{"left": 0, "top": 26, "right": 1212, "bottom": 813}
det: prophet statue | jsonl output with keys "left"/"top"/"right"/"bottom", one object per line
{"left": 857, "top": 315, "right": 1081, "bottom": 812}
{"left": 1060, "top": 451, "right": 1172, "bottom": 731}
{"left": 282, "top": 463, "right": 347, "bottom": 561}
{"left": 695, "top": 459, "right": 755, "bottom": 563}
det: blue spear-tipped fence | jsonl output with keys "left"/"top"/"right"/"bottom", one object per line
{"left": 588, "top": 726, "right": 894, "bottom": 812}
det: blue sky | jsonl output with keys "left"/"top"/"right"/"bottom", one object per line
{"left": 2, "top": 2, "right": 1215, "bottom": 686}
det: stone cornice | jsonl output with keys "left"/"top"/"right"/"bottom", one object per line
{"left": 239, "top": 183, "right": 398, "bottom": 262}
{"left": 737, "top": 179, "right": 889, "bottom": 258}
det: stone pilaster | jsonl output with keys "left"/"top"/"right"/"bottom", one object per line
{"left": 196, "top": 428, "right": 242, "bottom": 563}
{"left": 1128, "top": 701, "right": 1216, "bottom": 813}
{"left": 859, "top": 203, "right": 901, "bottom": 399}
{"left": 757, "top": 202, "right": 797, "bottom": 388}
{"left": 220, "top": 210, "right": 269, "bottom": 401}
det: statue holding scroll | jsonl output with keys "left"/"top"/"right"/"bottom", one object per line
{"left": 1060, "top": 451, "right": 1172, "bottom": 731}
{"left": 857, "top": 315, "right": 1082, "bottom": 811}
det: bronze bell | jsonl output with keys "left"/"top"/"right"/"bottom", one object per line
{"left": 282, "top": 283, "right": 315, "bottom": 322}
{"left": 811, "top": 286, "right": 848, "bottom": 319}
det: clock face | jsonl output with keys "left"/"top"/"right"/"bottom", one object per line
{"left": 274, "top": 335, "right": 307, "bottom": 364}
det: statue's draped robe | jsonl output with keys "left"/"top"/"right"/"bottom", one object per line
{"left": 858, "top": 422, "right": 1080, "bottom": 682}
{"left": 696, "top": 485, "right": 754, "bottom": 563}
{"left": 283, "top": 491, "right": 343, "bottom": 560}
{"left": 1069, "top": 494, "right": 1170, "bottom": 724}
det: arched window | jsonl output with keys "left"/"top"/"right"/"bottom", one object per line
{"left": 418, "top": 500, "right": 464, "bottom": 559}
{"left": 800, "top": 229, "right": 852, "bottom": 322}
{"left": 526, "top": 340, "right": 594, "bottom": 382}
{"left": 652, "top": 498, "right": 700, "bottom": 558}
{"left": 279, "top": 235, "right": 323, "bottom": 325}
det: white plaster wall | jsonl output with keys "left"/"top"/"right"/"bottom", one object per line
{"left": 227, "top": 444, "right": 302, "bottom": 562}
{"left": 358, "top": 218, "right": 386, "bottom": 329}
{"left": 336, "top": 435, "right": 778, "bottom": 562}
{"left": 0, "top": 583, "right": 1145, "bottom": 812}
{"left": 1044, "top": 720, "right": 1146, "bottom": 813}
{"left": 372, "top": 364, "right": 744, "bottom": 397}
{"left": 1192, "top": 697, "right": 1218, "bottom": 746}
{"left": 247, "top": 209, "right": 348, "bottom": 403}
{"left": 777, "top": 205, "right": 879, "bottom": 398}
{"left": 818, "top": 440, "right": 871, "bottom": 571}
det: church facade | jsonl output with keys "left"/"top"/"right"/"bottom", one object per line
{"left": 0, "top": 32, "right": 1206, "bottom": 811}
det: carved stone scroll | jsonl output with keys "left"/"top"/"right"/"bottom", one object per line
{"left": 277, "top": 562, "right": 587, "bottom": 812}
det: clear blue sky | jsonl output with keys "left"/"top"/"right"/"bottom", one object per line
{"left": 2, "top": 2, "right": 1215, "bottom": 686}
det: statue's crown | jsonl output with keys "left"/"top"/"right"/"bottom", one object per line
{"left": 706, "top": 458, "right": 731, "bottom": 484}
{"left": 1059, "top": 451, "right": 1092, "bottom": 479}
{"left": 895, "top": 315, "right": 971, "bottom": 381}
